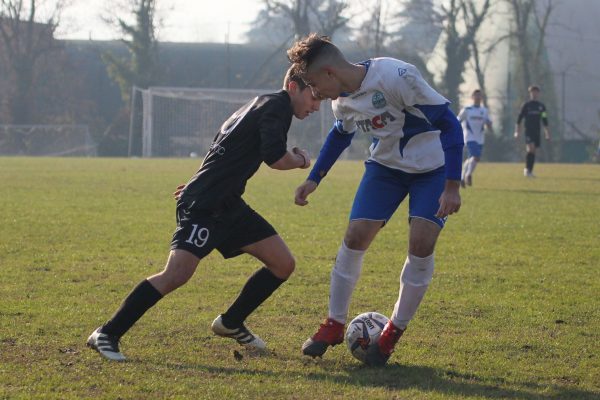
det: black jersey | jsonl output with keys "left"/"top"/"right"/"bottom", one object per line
{"left": 180, "top": 90, "right": 293, "bottom": 211}
{"left": 517, "top": 100, "right": 548, "bottom": 135}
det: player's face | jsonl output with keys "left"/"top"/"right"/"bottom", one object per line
{"left": 290, "top": 85, "right": 321, "bottom": 120}
{"left": 529, "top": 89, "right": 540, "bottom": 100}
{"left": 303, "top": 68, "right": 342, "bottom": 100}
{"left": 472, "top": 91, "right": 482, "bottom": 104}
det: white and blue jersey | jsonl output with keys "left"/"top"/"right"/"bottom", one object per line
{"left": 457, "top": 105, "right": 491, "bottom": 145}
{"left": 333, "top": 58, "right": 451, "bottom": 174}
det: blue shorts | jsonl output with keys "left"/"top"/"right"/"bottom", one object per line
{"left": 466, "top": 141, "right": 483, "bottom": 158}
{"left": 349, "top": 161, "right": 447, "bottom": 228}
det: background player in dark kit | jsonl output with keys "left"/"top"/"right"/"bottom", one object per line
{"left": 514, "top": 85, "right": 551, "bottom": 177}
{"left": 87, "top": 66, "right": 321, "bottom": 361}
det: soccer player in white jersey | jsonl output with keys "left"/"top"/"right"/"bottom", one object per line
{"left": 287, "top": 34, "right": 463, "bottom": 366}
{"left": 457, "top": 89, "right": 493, "bottom": 187}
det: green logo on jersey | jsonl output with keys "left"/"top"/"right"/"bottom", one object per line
{"left": 372, "top": 91, "right": 386, "bottom": 109}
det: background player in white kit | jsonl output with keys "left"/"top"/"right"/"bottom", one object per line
{"left": 287, "top": 34, "right": 463, "bottom": 366}
{"left": 458, "top": 89, "right": 493, "bottom": 187}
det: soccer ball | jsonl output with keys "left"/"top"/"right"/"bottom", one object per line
{"left": 345, "top": 312, "right": 389, "bottom": 363}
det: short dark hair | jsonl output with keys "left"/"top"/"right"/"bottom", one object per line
{"left": 283, "top": 64, "right": 308, "bottom": 90}
{"left": 472, "top": 89, "right": 482, "bottom": 96}
{"left": 287, "top": 33, "right": 340, "bottom": 75}
{"left": 528, "top": 85, "right": 541, "bottom": 92}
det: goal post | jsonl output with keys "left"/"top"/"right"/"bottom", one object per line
{"left": 136, "top": 86, "right": 336, "bottom": 158}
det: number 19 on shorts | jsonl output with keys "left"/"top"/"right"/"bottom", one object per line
{"left": 185, "top": 224, "right": 210, "bottom": 248}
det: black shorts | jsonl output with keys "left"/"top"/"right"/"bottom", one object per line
{"left": 525, "top": 132, "right": 541, "bottom": 147}
{"left": 170, "top": 199, "right": 277, "bottom": 259}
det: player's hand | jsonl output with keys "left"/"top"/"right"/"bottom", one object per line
{"left": 295, "top": 180, "right": 318, "bottom": 206}
{"left": 173, "top": 184, "right": 185, "bottom": 200}
{"left": 292, "top": 147, "right": 311, "bottom": 169}
{"left": 436, "top": 181, "right": 461, "bottom": 218}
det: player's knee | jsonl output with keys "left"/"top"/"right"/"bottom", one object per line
{"left": 269, "top": 255, "right": 295, "bottom": 279}
{"left": 163, "top": 261, "right": 195, "bottom": 288}
{"left": 344, "top": 232, "right": 372, "bottom": 250}
{"left": 408, "top": 239, "right": 436, "bottom": 258}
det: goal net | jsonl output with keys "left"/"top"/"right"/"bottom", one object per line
{"left": 0, "top": 124, "right": 95, "bottom": 156}
{"left": 137, "top": 86, "right": 368, "bottom": 159}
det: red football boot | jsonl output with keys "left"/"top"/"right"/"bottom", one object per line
{"left": 301, "top": 318, "right": 345, "bottom": 357}
{"left": 366, "top": 320, "right": 405, "bottom": 366}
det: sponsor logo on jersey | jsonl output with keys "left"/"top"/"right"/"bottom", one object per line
{"left": 356, "top": 111, "right": 396, "bottom": 132}
{"left": 398, "top": 67, "right": 407, "bottom": 77}
{"left": 372, "top": 91, "right": 386, "bottom": 109}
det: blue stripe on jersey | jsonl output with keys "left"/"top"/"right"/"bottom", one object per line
{"left": 415, "top": 104, "right": 449, "bottom": 125}
{"left": 399, "top": 110, "right": 436, "bottom": 156}
{"left": 398, "top": 104, "right": 449, "bottom": 156}
{"left": 357, "top": 60, "right": 372, "bottom": 70}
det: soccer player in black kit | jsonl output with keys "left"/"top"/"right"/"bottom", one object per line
{"left": 514, "top": 85, "right": 551, "bottom": 177}
{"left": 87, "top": 67, "right": 321, "bottom": 361}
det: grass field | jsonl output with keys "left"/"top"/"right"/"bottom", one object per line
{"left": 0, "top": 157, "right": 598, "bottom": 400}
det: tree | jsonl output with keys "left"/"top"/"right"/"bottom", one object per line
{"left": 245, "top": 0, "right": 350, "bottom": 88}
{"left": 101, "top": 0, "right": 161, "bottom": 156}
{"left": 388, "top": 0, "right": 491, "bottom": 109}
{"left": 439, "top": 0, "right": 491, "bottom": 112}
{"left": 506, "top": 0, "right": 555, "bottom": 94}
{"left": 380, "top": 0, "right": 440, "bottom": 90}
{"left": 354, "top": 0, "right": 389, "bottom": 57}
{"left": 252, "top": 0, "right": 349, "bottom": 40}
{"left": 505, "top": 0, "right": 558, "bottom": 161}
{"left": 0, "top": 0, "right": 66, "bottom": 124}
{"left": 102, "top": 0, "right": 161, "bottom": 103}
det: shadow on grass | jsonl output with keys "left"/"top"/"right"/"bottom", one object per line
{"left": 140, "top": 358, "right": 599, "bottom": 400}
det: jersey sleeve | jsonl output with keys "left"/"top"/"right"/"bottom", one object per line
{"left": 457, "top": 107, "right": 467, "bottom": 122}
{"left": 387, "top": 62, "right": 450, "bottom": 122}
{"left": 485, "top": 108, "right": 492, "bottom": 124}
{"left": 258, "top": 99, "right": 289, "bottom": 165}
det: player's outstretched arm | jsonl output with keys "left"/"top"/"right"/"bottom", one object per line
{"left": 294, "top": 180, "right": 318, "bottom": 206}
{"left": 269, "top": 148, "right": 311, "bottom": 170}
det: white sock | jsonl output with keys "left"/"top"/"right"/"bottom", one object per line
{"left": 390, "top": 253, "right": 434, "bottom": 329}
{"left": 328, "top": 241, "right": 365, "bottom": 324}
{"left": 466, "top": 157, "right": 478, "bottom": 176}
{"left": 462, "top": 159, "right": 470, "bottom": 180}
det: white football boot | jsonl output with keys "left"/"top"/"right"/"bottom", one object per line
{"left": 86, "top": 327, "right": 126, "bottom": 361}
{"left": 211, "top": 315, "right": 266, "bottom": 350}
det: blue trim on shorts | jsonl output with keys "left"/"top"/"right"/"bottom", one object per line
{"left": 349, "top": 161, "right": 447, "bottom": 228}
{"left": 466, "top": 141, "right": 483, "bottom": 158}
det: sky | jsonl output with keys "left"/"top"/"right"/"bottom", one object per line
{"left": 56, "top": 0, "right": 264, "bottom": 43}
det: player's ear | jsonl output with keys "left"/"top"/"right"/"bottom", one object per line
{"left": 323, "top": 65, "right": 334, "bottom": 77}
{"left": 287, "top": 80, "right": 298, "bottom": 94}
